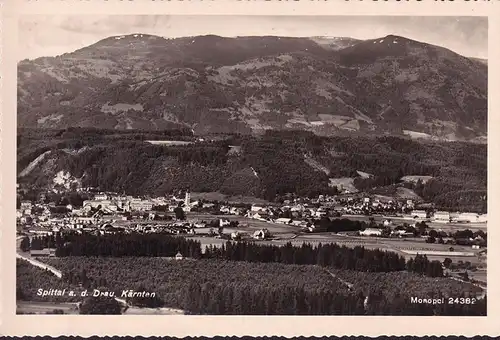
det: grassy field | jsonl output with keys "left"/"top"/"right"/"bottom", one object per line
{"left": 190, "top": 191, "right": 271, "bottom": 205}
{"left": 16, "top": 301, "right": 79, "bottom": 315}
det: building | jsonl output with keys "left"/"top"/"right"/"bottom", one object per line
{"left": 83, "top": 200, "right": 118, "bottom": 211}
{"left": 20, "top": 201, "right": 33, "bottom": 210}
{"left": 360, "top": 228, "right": 383, "bottom": 236}
{"left": 275, "top": 218, "right": 292, "bottom": 224}
{"left": 306, "top": 224, "right": 327, "bottom": 233}
{"left": 391, "top": 230, "right": 414, "bottom": 237}
{"left": 231, "top": 231, "right": 242, "bottom": 240}
{"left": 251, "top": 205, "right": 265, "bottom": 212}
{"left": 433, "top": 211, "right": 450, "bottom": 222}
{"left": 94, "top": 193, "right": 108, "bottom": 200}
{"left": 454, "top": 212, "right": 485, "bottom": 223}
{"left": 219, "top": 219, "right": 230, "bottom": 227}
{"left": 129, "top": 199, "right": 153, "bottom": 211}
{"left": 28, "top": 228, "right": 53, "bottom": 236}
{"left": 253, "top": 229, "right": 271, "bottom": 240}
{"left": 67, "top": 217, "right": 95, "bottom": 225}
{"left": 250, "top": 212, "right": 270, "bottom": 221}
{"left": 411, "top": 210, "right": 427, "bottom": 219}
{"left": 175, "top": 252, "right": 184, "bottom": 260}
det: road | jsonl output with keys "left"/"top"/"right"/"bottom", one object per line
{"left": 324, "top": 269, "right": 354, "bottom": 291}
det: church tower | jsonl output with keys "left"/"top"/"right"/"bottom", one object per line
{"left": 184, "top": 189, "right": 191, "bottom": 207}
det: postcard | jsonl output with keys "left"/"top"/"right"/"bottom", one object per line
{"left": 1, "top": 0, "right": 499, "bottom": 337}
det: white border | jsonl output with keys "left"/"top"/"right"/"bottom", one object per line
{"left": 2, "top": 0, "right": 499, "bottom": 337}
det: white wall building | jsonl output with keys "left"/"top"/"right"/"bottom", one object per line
{"left": 275, "top": 218, "right": 292, "bottom": 224}
{"left": 360, "top": 228, "right": 383, "bottom": 236}
{"left": 455, "top": 212, "right": 485, "bottom": 223}
{"left": 433, "top": 211, "right": 450, "bottom": 221}
{"left": 129, "top": 200, "right": 153, "bottom": 211}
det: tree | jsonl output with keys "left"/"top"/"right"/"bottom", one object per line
{"left": 443, "top": 258, "right": 452, "bottom": 268}
{"left": 20, "top": 237, "right": 30, "bottom": 252}
{"left": 79, "top": 296, "right": 122, "bottom": 315}
{"left": 416, "top": 222, "right": 428, "bottom": 236}
{"left": 174, "top": 206, "right": 186, "bottom": 220}
{"left": 461, "top": 271, "right": 470, "bottom": 282}
{"left": 127, "top": 285, "right": 163, "bottom": 308}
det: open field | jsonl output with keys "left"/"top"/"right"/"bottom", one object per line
{"left": 181, "top": 214, "right": 485, "bottom": 264}
{"left": 16, "top": 301, "right": 79, "bottom": 315}
{"left": 189, "top": 192, "right": 272, "bottom": 205}
{"left": 123, "top": 306, "right": 184, "bottom": 315}
{"left": 400, "top": 175, "right": 433, "bottom": 184}
{"left": 340, "top": 214, "right": 487, "bottom": 231}
{"left": 16, "top": 301, "right": 184, "bottom": 315}
{"left": 187, "top": 213, "right": 296, "bottom": 234}
{"left": 328, "top": 177, "right": 358, "bottom": 192}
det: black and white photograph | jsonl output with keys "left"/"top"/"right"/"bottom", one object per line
{"left": 15, "top": 15, "right": 488, "bottom": 316}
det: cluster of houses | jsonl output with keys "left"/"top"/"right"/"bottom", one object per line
{"left": 17, "top": 189, "right": 486, "bottom": 240}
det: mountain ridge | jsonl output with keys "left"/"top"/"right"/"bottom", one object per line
{"left": 17, "top": 34, "right": 488, "bottom": 141}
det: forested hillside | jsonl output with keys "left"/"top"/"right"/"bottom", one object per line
{"left": 18, "top": 128, "right": 487, "bottom": 212}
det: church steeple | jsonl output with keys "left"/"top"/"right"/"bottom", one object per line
{"left": 184, "top": 189, "right": 190, "bottom": 207}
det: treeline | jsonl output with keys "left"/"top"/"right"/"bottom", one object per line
{"left": 406, "top": 254, "right": 444, "bottom": 278}
{"left": 203, "top": 241, "right": 443, "bottom": 277}
{"left": 321, "top": 218, "right": 369, "bottom": 233}
{"left": 18, "top": 127, "right": 194, "bottom": 141}
{"left": 36, "top": 233, "right": 203, "bottom": 258}
{"left": 413, "top": 179, "right": 487, "bottom": 213}
{"left": 35, "top": 233, "right": 442, "bottom": 277}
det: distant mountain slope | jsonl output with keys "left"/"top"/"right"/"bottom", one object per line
{"left": 17, "top": 34, "right": 487, "bottom": 140}
{"left": 17, "top": 128, "right": 487, "bottom": 213}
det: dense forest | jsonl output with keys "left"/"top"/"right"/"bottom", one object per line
{"left": 36, "top": 257, "right": 485, "bottom": 315}
{"left": 17, "top": 128, "right": 486, "bottom": 212}
{"left": 33, "top": 233, "right": 443, "bottom": 277}
{"left": 31, "top": 232, "right": 203, "bottom": 258}
{"left": 16, "top": 259, "right": 81, "bottom": 302}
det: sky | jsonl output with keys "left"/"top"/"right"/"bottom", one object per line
{"left": 18, "top": 15, "right": 488, "bottom": 60}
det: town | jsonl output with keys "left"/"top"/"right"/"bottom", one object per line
{"left": 17, "top": 184, "right": 487, "bottom": 251}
